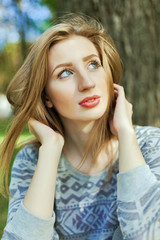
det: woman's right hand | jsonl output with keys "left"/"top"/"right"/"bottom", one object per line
{"left": 23, "top": 118, "right": 64, "bottom": 219}
{"left": 28, "top": 118, "right": 64, "bottom": 148}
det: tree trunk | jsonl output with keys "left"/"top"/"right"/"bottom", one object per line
{"left": 56, "top": 0, "right": 160, "bottom": 126}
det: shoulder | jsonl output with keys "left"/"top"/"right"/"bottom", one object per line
{"left": 135, "top": 125, "right": 160, "bottom": 137}
{"left": 9, "top": 144, "right": 39, "bottom": 196}
{"left": 13, "top": 144, "right": 39, "bottom": 170}
{"left": 135, "top": 126, "right": 160, "bottom": 172}
{"left": 15, "top": 144, "right": 39, "bottom": 162}
{"left": 135, "top": 125, "right": 160, "bottom": 148}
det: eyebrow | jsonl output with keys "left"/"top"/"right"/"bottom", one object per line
{"left": 51, "top": 54, "right": 99, "bottom": 75}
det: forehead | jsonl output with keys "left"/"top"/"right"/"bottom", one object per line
{"left": 48, "top": 35, "right": 99, "bottom": 66}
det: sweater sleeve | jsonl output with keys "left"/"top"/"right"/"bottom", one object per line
{"left": 2, "top": 145, "right": 59, "bottom": 240}
{"left": 117, "top": 126, "right": 160, "bottom": 240}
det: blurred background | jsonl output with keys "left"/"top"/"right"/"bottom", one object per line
{"left": 0, "top": 0, "right": 160, "bottom": 237}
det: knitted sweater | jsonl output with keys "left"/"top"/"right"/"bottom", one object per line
{"left": 2, "top": 126, "right": 160, "bottom": 240}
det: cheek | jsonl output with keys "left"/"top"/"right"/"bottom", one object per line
{"left": 104, "top": 73, "right": 114, "bottom": 109}
{"left": 47, "top": 82, "right": 74, "bottom": 108}
{"left": 98, "top": 72, "right": 111, "bottom": 107}
{"left": 97, "top": 72, "right": 108, "bottom": 91}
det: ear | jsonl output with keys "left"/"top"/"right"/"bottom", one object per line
{"left": 45, "top": 95, "right": 53, "bottom": 108}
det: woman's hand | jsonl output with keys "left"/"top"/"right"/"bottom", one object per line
{"left": 24, "top": 118, "right": 64, "bottom": 219}
{"left": 28, "top": 118, "right": 64, "bottom": 147}
{"left": 109, "top": 84, "right": 146, "bottom": 173}
{"left": 109, "top": 84, "right": 133, "bottom": 138}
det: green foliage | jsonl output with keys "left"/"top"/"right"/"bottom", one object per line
{"left": 0, "top": 194, "right": 9, "bottom": 237}
{"left": 41, "top": 0, "right": 57, "bottom": 15}
{"left": 0, "top": 117, "right": 30, "bottom": 137}
{"left": 0, "top": 42, "right": 29, "bottom": 93}
{"left": 0, "top": 0, "right": 57, "bottom": 94}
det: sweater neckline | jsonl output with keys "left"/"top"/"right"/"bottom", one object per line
{"left": 61, "top": 152, "right": 119, "bottom": 180}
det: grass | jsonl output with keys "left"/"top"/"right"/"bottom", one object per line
{"left": 0, "top": 118, "right": 32, "bottom": 238}
{"left": 0, "top": 195, "right": 9, "bottom": 237}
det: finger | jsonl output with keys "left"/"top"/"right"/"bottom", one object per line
{"left": 28, "top": 117, "right": 36, "bottom": 126}
{"left": 126, "top": 100, "right": 133, "bottom": 109}
{"left": 113, "top": 84, "right": 125, "bottom": 96}
{"left": 114, "top": 90, "right": 118, "bottom": 99}
{"left": 129, "top": 103, "right": 133, "bottom": 109}
{"left": 130, "top": 103, "right": 133, "bottom": 114}
{"left": 126, "top": 102, "right": 133, "bottom": 116}
{"left": 28, "top": 118, "right": 39, "bottom": 135}
{"left": 113, "top": 83, "right": 123, "bottom": 89}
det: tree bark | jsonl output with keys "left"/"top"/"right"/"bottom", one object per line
{"left": 56, "top": 0, "right": 160, "bottom": 126}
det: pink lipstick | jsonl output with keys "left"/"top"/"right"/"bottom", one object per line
{"left": 79, "top": 95, "right": 100, "bottom": 108}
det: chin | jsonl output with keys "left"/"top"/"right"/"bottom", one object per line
{"left": 81, "top": 109, "right": 106, "bottom": 122}
{"left": 60, "top": 106, "right": 107, "bottom": 122}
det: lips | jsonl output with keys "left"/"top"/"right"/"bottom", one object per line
{"left": 79, "top": 95, "right": 100, "bottom": 108}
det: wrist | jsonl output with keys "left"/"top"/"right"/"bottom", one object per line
{"left": 41, "top": 135, "right": 64, "bottom": 148}
{"left": 117, "top": 126, "right": 135, "bottom": 141}
{"left": 118, "top": 127, "right": 146, "bottom": 173}
{"left": 40, "top": 141, "right": 64, "bottom": 151}
{"left": 39, "top": 141, "right": 63, "bottom": 163}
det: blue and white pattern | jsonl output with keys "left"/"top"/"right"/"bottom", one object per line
{"left": 117, "top": 126, "right": 160, "bottom": 240}
{"left": 55, "top": 154, "right": 119, "bottom": 239}
{"left": 2, "top": 126, "right": 160, "bottom": 240}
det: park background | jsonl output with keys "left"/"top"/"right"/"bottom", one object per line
{"left": 0, "top": 0, "right": 160, "bottom": 238}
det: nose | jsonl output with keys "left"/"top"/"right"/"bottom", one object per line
{"left": 78, "top": 71, "right": 95, "bottom": 92}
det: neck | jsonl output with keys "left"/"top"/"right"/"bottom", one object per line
{"left": 62, "top": 119, "right": 95, "bottom": 157}
{"left": 61, "top": 118, "right": 118, "bottom": 175}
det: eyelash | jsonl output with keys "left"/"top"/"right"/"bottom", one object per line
{"left": 57, "top": 69, "right": 73, "bottom": 79}
{"left": 89, "top": 60, "right": 101, "bottom": 69}
{"left": 57, "top": 59, "right": 101, "bottom": 79}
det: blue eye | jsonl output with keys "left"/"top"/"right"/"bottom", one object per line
{"left": 88, "top": 61, "right": 101, "bottom": 70}
{"left": 58, "top": 69, "right": 72, "bottom": 79}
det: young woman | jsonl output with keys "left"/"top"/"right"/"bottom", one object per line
{"left": 1, "top": 14, "right": 160, "bottom": 240}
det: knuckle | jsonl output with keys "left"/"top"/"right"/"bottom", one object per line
{"left": 119, "top": 85, "right": 124, "bottom": 91}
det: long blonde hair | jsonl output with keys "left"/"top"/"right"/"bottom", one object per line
{"left": 0, "top": 14, "right": 123, "bottom": 196}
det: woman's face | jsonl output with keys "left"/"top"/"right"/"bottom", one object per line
{"left": 46, "top": 35, "right": 112, "bottom": 124}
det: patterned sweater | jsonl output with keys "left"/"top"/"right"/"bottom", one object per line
{"left": 2, "top": 126, "right": 160, "bottom": 240}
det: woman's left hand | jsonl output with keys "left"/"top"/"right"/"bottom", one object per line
{"left": 109, "top": 84, "right": 133, "bottom": 137}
